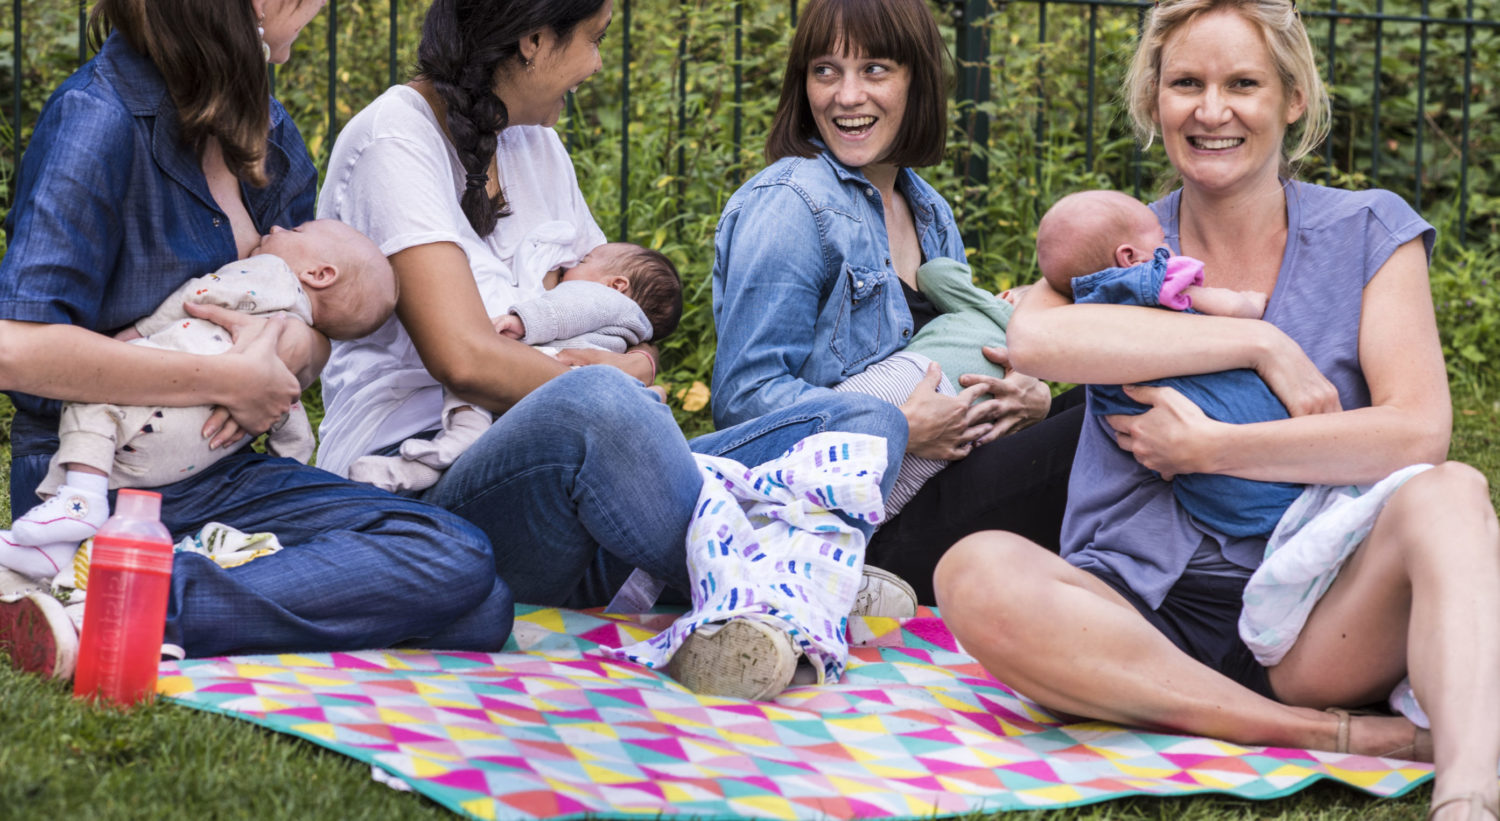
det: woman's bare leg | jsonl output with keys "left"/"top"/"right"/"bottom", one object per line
{"left": 932, "top": 532, "right": 1412, "bottom": 751}
{"left": 1271, "top": 462, "right": 1500, "bottom": 818}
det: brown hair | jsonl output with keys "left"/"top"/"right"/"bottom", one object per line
{"left": 88, "top": 0, "right": 288, "bottom": 187}
{"left": 1124, "top": 0, "right": 1329, "bottom": 180}
{"left": 619, "top": 247, "right": 683, "bottom": 341}
{"left": 765, "top": 0, "right": 950, "bottom": 168}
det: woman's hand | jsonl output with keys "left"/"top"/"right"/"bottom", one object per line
{"left": 184, "top": 303, "right": 305, "bottom": 448}
{"left": 955, "top": 345, "right": 1052, "bottom": 444}
{"left": 1253, "top": 325, "right": 1342, "bottom": 417}
{"left": 901, "top": 363, "right": 996, "bottom": 461}
{"left": 1104, "top": 384, "right": 1219, "bottom": 480}
{"left": 553, "top": 346, "right": 657, "bottom": 384}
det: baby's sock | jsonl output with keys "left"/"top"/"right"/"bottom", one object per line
{"left": 348, "top": 454, "right": 443, "bottom": 493}
{"left": 400, "top": 408, "right": 490, "bottom": 469}
{"left": 12, "top": 471, "right": 110, "bottom": 547}
{"left": 0, "top": 533, "right": 77, "bottom": 582}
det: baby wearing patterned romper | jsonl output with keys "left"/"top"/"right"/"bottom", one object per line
{"left": 0, "top": 219, "right": 396, "bottom": 582}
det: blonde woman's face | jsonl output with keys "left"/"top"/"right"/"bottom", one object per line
{"left": 1153, "top": 9, "right": 1305, "bottom": 195}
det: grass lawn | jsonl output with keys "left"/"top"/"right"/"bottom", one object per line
{"left": 1, "top": 390, "right": 1495, "bottom": 819}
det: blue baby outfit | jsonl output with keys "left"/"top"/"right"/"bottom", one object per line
{"left": 1074, "top": 247, "right": 1300, "bottom": 538}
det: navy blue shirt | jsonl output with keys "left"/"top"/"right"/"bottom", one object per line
{"left": 0, "top": 34, "right": 317, "bottom": 460}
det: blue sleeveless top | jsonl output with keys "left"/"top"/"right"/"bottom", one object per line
{"left": 1062, "top": 181, "right": 1435, "bottom": 608}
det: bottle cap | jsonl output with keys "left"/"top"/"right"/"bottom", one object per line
{"left": 114, "top": 488, "right": 162, "bottom": 521}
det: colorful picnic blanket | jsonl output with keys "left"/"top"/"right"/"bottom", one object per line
{"left": 159, "top": 607, "right": 1432, "bottom": 820}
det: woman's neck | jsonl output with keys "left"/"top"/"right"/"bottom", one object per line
{"left": 863, "top": 162, "right": 900, "bottom": 201}
{"left": 1177, "top": 174, "right": 1288, "bottom": 259}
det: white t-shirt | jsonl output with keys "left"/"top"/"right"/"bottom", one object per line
{"left": 315, "top": 84, "right": 606, "bottom": 476}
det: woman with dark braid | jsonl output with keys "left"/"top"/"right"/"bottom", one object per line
{"left": 317, "top": 0, "right": 908, "bottom": 651}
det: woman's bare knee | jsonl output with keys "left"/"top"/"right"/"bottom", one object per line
{"left": 1379, "top": 462, "right": 1499, "bottom": 563}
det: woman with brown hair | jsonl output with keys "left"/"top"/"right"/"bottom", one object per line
{"left": 0, "top": 0, "right": 511, "bottom": 677}
{"left": 711, "top": 0, "right": 1086, "bottom": 605}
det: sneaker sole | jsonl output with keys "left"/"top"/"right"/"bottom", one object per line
{"left": 0, "top": 592, "right": 78, "bottom": 680}
{"left": 666, "top": 618, "right": 798, "bottom": 701}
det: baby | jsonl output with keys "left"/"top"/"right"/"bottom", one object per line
{"left": 1035, "top": 189, "right": 1300, "bottom": 538}
{"left": 0, "top": 219, "right": 397, "bottom": 581}
{"left": 348, "top": 241, "right": 683, "bottom": 493}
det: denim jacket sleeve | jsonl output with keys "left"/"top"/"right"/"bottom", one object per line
{"left": 0, "top": 86, "right": 132, "bottom": 329}
{"left": 710, "top": 181, "right": 842, "bottom": 428}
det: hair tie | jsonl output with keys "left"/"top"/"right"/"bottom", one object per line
{"left": 465, "top": 171, "right": 488, "bottom": 189}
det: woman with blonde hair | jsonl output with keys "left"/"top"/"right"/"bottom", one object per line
{"left": 935, "top": 2, "right": 1500, "bottom": 817}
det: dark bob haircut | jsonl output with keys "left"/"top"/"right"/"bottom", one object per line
{"left": 765, "top": 0, "right": 951, "bottom": 168}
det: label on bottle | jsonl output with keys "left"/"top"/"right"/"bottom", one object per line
{"left": 91, "top": 537, "right": 174, "bottom": 575}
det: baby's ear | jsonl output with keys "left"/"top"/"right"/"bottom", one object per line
{"left": 298, "top": 263, "right": 340, "bottom": 291}
{"left": 1115, "top": 243, "right": 1146, "bottom": 267}
{"left": 606, "top": 275, "right": 630, "bottom": 294}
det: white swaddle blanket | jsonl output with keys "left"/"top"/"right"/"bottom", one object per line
{"left": 1239, "top": 463, "right": 1434, "bottom": 725}
{"left": 603, "top": 432, "right": 888, "bottom": 685}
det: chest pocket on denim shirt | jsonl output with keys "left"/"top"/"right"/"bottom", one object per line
{"left": 829, "top": 263, "right": 887, "bottom": 375}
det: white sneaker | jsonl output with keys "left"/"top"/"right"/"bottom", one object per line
{"left": 666, "top": 618, "right": 799, "bottom": 701}
{"left": 849, "top": 565, "right": 918, "bottom": 619}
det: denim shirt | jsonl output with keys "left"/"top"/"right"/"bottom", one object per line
{"left": 710, "top": 147, "right": 965, "bottom": 428}
{"left": 0, "top": 34, "right": 317, "bottom": 460}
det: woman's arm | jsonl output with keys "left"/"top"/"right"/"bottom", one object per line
{"left": 1008, "top": 279, "right": 1341, "bottom": 417}
{"left": 0, "top": 316, "right": 303, "bottom": 436}
{"left": 392, "top": 241, "right": 568, "bottom": 413}
{"left": 709, "top": 185, "right": 844, "bottom": 428}
{"left": 1107, "top": 238, "right": 1449, "bottom": 486}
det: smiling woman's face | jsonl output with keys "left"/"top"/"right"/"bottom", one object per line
{"left": 500, "top": 0, "right": 613, "bottom": 128}
{"left": 1154, "top": 8, "right": 1305, "bottom": 196}
{"left": 805, "top": 43, "right": 911, "bottom": 173}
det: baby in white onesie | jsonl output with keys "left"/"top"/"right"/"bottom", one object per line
{"left": 0, "top": 219, "right": 396, "bottom": 582}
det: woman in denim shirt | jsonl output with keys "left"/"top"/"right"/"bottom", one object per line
{"left": 712, "top": 0, "right": 1085, "bottom": 603}
{"left": 0, "top": 0, "right": 513, "bottom": 677}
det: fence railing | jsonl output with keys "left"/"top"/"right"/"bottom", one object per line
{"left": 4, "top": 1, "right": 1497, "bottom": 244}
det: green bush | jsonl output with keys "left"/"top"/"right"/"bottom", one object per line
{"left": 1, "top": 0, "right": 1495, "bottom": 431}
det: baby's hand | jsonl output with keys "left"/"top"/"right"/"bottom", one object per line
{"left": 492, "top": 313, "right": 525, "bottom": 339}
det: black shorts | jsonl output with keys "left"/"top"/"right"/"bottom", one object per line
{"left": 1082, "top": 563, "right": 1277, "bottom": 700}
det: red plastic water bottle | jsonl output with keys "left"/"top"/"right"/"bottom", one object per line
{"left": 73, "top": 489, "right": 174, "bottom": 705}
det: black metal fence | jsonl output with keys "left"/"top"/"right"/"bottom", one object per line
{"left": 5, "top": 1, "right": 1497, "bottom": 242}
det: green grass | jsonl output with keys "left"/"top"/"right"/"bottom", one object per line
{"left": 0, "top": 389, "right": 1495, "bottom": 818}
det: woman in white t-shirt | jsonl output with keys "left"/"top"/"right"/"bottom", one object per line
{"left": 318, "top": 0, "right": 908, "bottom": 614}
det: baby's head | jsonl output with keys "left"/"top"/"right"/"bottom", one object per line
{"left": 560, "top": 242, "right": 684, "bottom": 341}
{"left": 249, "top": 219, "right": 397, "bottom": 340}
{"left": 1036, "top": 190, "right": 1167, "bottom": 296}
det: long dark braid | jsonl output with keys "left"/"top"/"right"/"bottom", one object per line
{"left": 416, "top": 0, "right": 605, "bottom": 237}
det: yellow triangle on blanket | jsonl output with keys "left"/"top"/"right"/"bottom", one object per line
{"left": 459, "top": 798, "right": 496, "bottom": 820}
{"left": 291, "top": 722, "right": 338, "bottom": 742}
{"left": 1324, "top": 765, "right": 1403, "bottom": 788}
{"left": 276, "top": 653, "right": 330, "bottom": 668}
{"left": 1022, "top": 784, "right": 1086, "bottom": 802}
{"left": 729, "top": 795, "right": 798, "bottom": 819}
{"left": 517, "top": 607, "right": 569, "bottom": 635}
{"left": 156, "top": 675, "right": 192, "bottom": 697}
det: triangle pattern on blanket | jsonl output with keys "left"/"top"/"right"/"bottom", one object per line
{"left": 159, "top": 606, "right": 1431, "bottom": 819}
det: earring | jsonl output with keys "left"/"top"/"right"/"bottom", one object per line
{"left": 257, "top": 18, "right": 270, "bottom": 63}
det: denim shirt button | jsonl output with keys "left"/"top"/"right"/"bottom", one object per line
{"left": 884, "top": 257, "right": 891, "bottom": 267}
{"left": 855, "top": 280, "right": 864, "bottom": 289}
{"left": 902, "top": 328, "right": 911, "bottom": 338}
{"left": 865, "top": 187, "right": 874, "bottom": 197}
{"left": 212, "top": 217, "right": 222, "bottom": 227}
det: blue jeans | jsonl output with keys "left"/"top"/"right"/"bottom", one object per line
{"left": 10, "top": 450, "right": 513, "bottom": 658}
{"left": 417, "top": 366, "right": 907, "bottom": 608}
